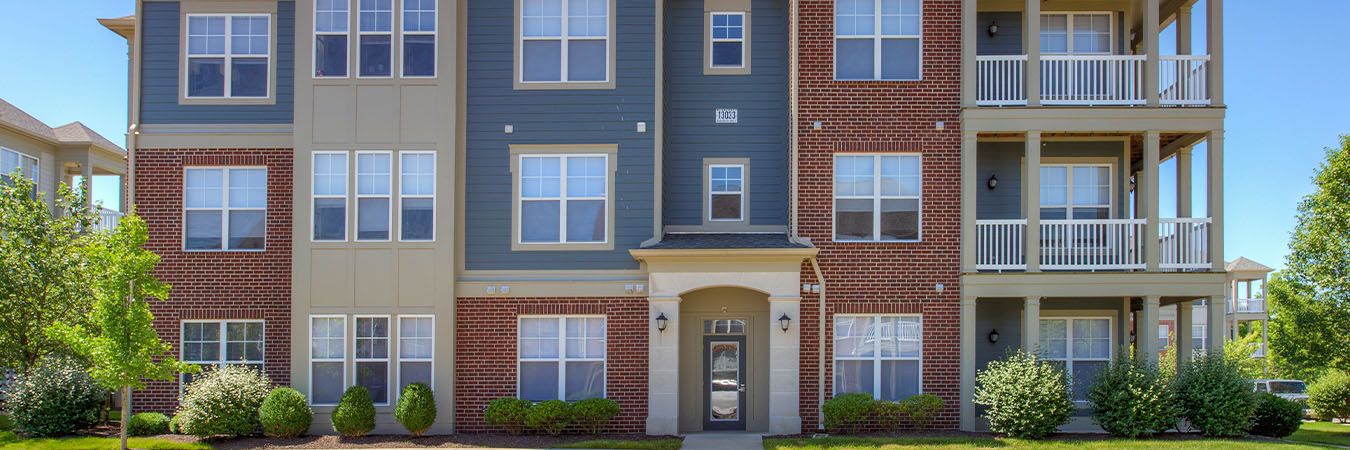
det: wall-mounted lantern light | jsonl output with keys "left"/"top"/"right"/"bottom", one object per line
{"left": 988, "top": 329, "right": 1000, "bottom": 343}
{"left": 987, "top": 20, "right": 999, "bottom": 37}
{"left": 779, "top": 313, "right": 792, "bottom": 332}
{"left": 655, "top": 313, "right": 668, "bottom": 332}
{"left": 987, "top": 174, "right": 998, "bottom": 190}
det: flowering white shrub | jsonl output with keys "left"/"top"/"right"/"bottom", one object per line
{"left": 173, "top": 364, "right": 272, "bottom": 437}
{"left": 973, "top": 350, "right": 1073, "bottom": 439}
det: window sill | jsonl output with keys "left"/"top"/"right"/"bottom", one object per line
{"left": 832, "top": 78, "right": 924, "bottom": 83}
{"left": 831, "top": 239, "right": 923, "bottom": 244}
{"left": 182, "top": 248, "right": 268, "bottom": 253}
{"left": 180, "top": 96, "right": 276, "bottom": 106}
{"left": 511, "top": 241, "right": 615, "bottom": 252}
{"left": 513, "top": 80, "right": 617, "bottom": 91}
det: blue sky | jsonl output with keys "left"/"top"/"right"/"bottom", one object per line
{"left": 1, "top": 1, "right": 1347, "bottom": 270}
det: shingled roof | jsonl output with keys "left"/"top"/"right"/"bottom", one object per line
{"left": 1226, "top": 256, "right": 1274, "bottom": 273}
{"left": 0, "top": 98, "right": 124, "bottom": 155}
{"left": 640, "top": 233, "right": 810, "bottom": 250}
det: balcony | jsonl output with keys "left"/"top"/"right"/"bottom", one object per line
{"left": 976, "top": 55, "right": 1211, "bottom": 107}
{"left": 976, "top": 218, "right": 1211, "bottom": 271}
{"left": 92, "top": 208, "right": 123, "bottom": 233}
{"left": 1228, "top": 297, "right": 1267, "bottom": 314}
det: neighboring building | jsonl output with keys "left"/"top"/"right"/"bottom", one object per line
{"left": 0, "top": 98, "right": 128, "bottom": 229}
{"left": 1159, "top": 257, "right": 1273, "bottom": 358}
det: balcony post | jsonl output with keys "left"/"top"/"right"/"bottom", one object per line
{"left": 1208, "top": 0, "right": 1224, "bottom": 106}
{"left": 959, "top": 297, "right": 977, "bottom": 431}
{"left": 1177, "top": 300, "right": 1194, "bottom": 367}
{"left": 1024, "top": 0, "right": 1041, "bottom": 106}
{"left": 1022, "top": 296, "right": 1041, "bottom": 353}
{"left": 1176, "top": 147, "right": 1192, "bottom": 218}
{"left": 81, "top": 164, "right": 94, "bottom": 209}
{"left": 1143, "top": 131, "right": 1161, "bottom": 271}
{"left": 961, "top": 132, "right": 978, "bottom": 272}
{"left": 1207, "top": 130, "right": 1224, "bottom": 270}
{"left": 1208, "top": 295, "right": 1226, "bottom": 354}
{"left": 1176, "top": 4, "right": 1192, "bottom": 56}
{"left": 961, "top": 0, "right": 976, "bottom": 107}
{"left": 1025, "top": 132, "right": 1041, "bottom": 272}
{"left": 1138, "top": 296, "right": 1161, "bottom": 365}
{"left": 1143, "top": 0, "right": 1160, "bottom": 107}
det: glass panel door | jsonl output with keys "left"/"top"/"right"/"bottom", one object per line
{"left": 704, "top": 335, "right": 746, "bottom": 430}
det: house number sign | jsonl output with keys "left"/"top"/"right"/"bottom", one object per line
{"left": 715, "top": 108, "right": 739, "bottom": 124}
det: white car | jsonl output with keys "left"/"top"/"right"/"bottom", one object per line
{"left": 1253, "top": 379, "right": 1312, "bottom": 417}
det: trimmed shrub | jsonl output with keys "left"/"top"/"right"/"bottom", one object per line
{"left": 485, "top": 398, "right": 532, "bottom": 434}
{"left": 174, "top": 364, "right": 273, "bottom": 438}
{"left": 395, "top": 383, "right": 437, "bottom": 436}
{"left": 524, "top": 399, "right": 572, "bottom": 436}
{"left": 127, "top": 412, "right": 170, "bottom": 436}
{"left": 7, "top": 356, "right": 106, "bottom": 437}
{"left": 1087, "top": 352, "right": 1177, "bottom": 438}
{"left": 822, "top": 393, "right": 875, "bottom": 434}
{"left": 973, "top": 350, "right": 1073, "bottom": 439}
{"left": 1251, "top": 393, "right": 1304, "bottom": 438}
{"left": 901, "top": 394, "right": 944, "bottom": 431}
{"left": 873, "top": 400, "right": 906, "bottom": 432}
{"left": 0, "top": 414, "right": 13, "bottom": 432}
{"left": 1173, "top": 354, "right": 1257, "bottom": 437}
{"left": 1309, "top": 370, "right": 1350, "bottom": 422}
{"left": 331, "top": 386, "right": 376, "bottom": 437}
{"left": 259, "top": 387, "right": 313, "bottom": 438}
{"left": 168, "top": 414, "right": 184, "bottom": 434}
{"left": 571, "top": 398, "right": 619, "bottom": 434}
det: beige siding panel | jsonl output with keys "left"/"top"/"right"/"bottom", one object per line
{"left": 311, "top": 249, "right": 353, "bottom": 306}
{"left": 356, "top": 86, "right": 399, "bottom": 145}
{"left": 399, "top": 86, "right": 438, "bottom": 145}
{"left": 398, "top": 249, "right": 436, "bottom": 307}
{"left": 313, "top": 86, "right": 355, "bottom": 144}
{"left": 354, "top": 248, "right": 395, "bottom": 306}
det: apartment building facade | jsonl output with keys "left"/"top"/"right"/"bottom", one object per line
{"left": 100, "top": 0, "right": 1229, "bottom": 435}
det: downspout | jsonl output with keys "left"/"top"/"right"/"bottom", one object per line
{"left": 127, "top": 0, "right": 144, "bottom": 208}
{"left": 809, "top": 256, "right": 825, "bottom": 431}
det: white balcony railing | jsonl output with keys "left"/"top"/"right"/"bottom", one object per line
{"left": 975, "top": 219, "right": 1027, "bottom": 269}
{"left": 1159, "top": 217, "right": 1211, "bottom": 269}
{"left": 1159, "top": 55, "right": 1210, "bottom": 106}
{"left": 976, "top": 55, "right": 1027, "bottom": 106}
{"left": 92, "top": 209, "right": 123, "bottom": 233}
{"left": 977, "top": 218, "right": 1215, "bottom": 271}
{"left": 1228, "top": 297, "right": 1267, "bottom": 314}
{"left": 976, "top": 54, "right": 1212, "bottom": 107}
{"left": 1253, "top": 343, "right": 1266, "bottom": 358}
{"left": 1040, "top": 219, "right": 1145, "bottom": 270}
{"left": 1040, "top": 55, "right": 1146, "bottom": 106}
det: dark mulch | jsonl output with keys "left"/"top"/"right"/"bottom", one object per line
{"left": 766, "top": 431, "right": 1283, "bottom": 442}
{"left": 162, "top": 433, "right": 678, "bottom": 449}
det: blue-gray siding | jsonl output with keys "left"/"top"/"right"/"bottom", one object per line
{"left": 464, "top": 0, "right": 657, "bottom": 271}
{"left": 139, "top": 1, "right": 295, "bottom": 124}
{"left": 663, "top": 0, "right": 789, "bottom": 226}
{"left": 975, "top": 11, "right": 1126, "bottom": 56}
{"left": 976, "top": 141, "right": 1129, "bottom": 220}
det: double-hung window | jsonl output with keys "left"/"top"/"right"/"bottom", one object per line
{"left": 356, "top": 152, "right": 392, "bottom": 241}
{"left": 1039, "top": 164, "right": 1110, "bottom": 220}
{"left": 313, "top": 152, "right": 348, "bottom": 241}
{"left": 834, "top": 0, "right": 921, "bottom": 80}
{"left": 710, "top": 12, "right": 745, "bottom": 68}
{"left": 1192, "top": 324, "right": 1208, "bottom": 354}
{"left": 709, "top": 164, "right": 744, "bottom": 221}
{"left": 834, "top": 154, "right": 921, "bottom": 241}
{"left": 520, "top": 0, "right": 609, "bottom": 83}
{"left": 519, "top": 154, "right": 607, "bottom": 244}
{"left": 187, "top": 14, "right": 269, "bottom": 97}
{"left": 0, "top": 148, "right": 38, "bottom": 186}
{"left": 399, "top": 152, "right": 435, "bottom": 241}
{"left": 1040, "top": 13, "right": 1111, "bottom": 54}
{"left": 355, "top": 316, "right": 390, "bottom": 405}
{"left": 184, "top": 167, "right": 266, "bottom": 251}
{"left": 182, "top": 320, "right": 264, "bottom": 387}
{"left": 402, "top": 0, "right": 437, "bottom": 77}
{"left": 519, "top": 316, "right": 606, "bottom": 401}
{"left": 315, "top": 0, "right": 349, "bottom": 77}
{"left": 834, "top": 315, "right": 922, "bottom": 401}
{"left": 310, "top": 316, "right": 346, "bottom": 405}
{"left": 359, "top": 0, "right": 394, "bottom": 77}
{"left": 398, "top": 316, "right": 434, "bottom": 390}
{"left": 1040, "top": 317, "right": 1111, "bottom": 401}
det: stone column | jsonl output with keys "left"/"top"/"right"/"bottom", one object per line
{"left": 646, "top": 298, "right": 680, "bottom": 436}
{"left": 1137, "top": 296, "right": 1161, "bottom": 364}
{"left": 962, "top": 132, "right": 978, "bottom": 272}
{"left": 1143, "top": 131, "right": 1161, "bottom": 270}
{"left": 959, "top": 297, "right": 977, "bottom": 431}
{"left": 1177, "top": 300, "right": 1194, "bottom": 367}
{"left": 768, "top": 297, "right": 802, "bottom": 435}
{"left": 1024, "top": 0, "right": 1041, "bottom": 106}
{"left": 1025, "top": 132, "right": 1042, "bottom": 272}
{"left": 1143, "top": 0, "right": 1160, "bottom": 106}
{"left": 1208, "top": 295, "right": 1226, "bottom": 355}
{"left": 1023, "top": 297, "right": 1041, "bottom": 352}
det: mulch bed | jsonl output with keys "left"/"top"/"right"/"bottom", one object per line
{"left": 766, "top": 431, "right": 1287, "bottom": 442}
{"left": 149, "top": 433, "right": 678, "bottom": 449}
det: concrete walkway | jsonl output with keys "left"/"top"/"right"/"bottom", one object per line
{"left": 680, "top": 432, "right": 765, "bottom": 450}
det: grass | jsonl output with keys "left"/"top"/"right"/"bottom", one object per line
{"left": 556, "top": 438, "right": 685, "bottom": 450}
{"left": 1287, "top": 421, "right": 1350, "bottom": 447}
{"left": 763, "top": 436, "right": 1328, "bottom": 450}
{"left": 0, "top": 432, "right": 211, "bottom": 450}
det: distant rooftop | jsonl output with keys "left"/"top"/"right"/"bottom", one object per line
{"left": 0, "top": 98, "right": 125, "bottom": 155}
{"left": 1226, "top": 256, "right": 1274, "bottom": 274}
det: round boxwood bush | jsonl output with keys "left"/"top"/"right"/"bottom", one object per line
{"left": 902, "top": 394, "right": 945, "bottom": 430}
{"left": 1088, "top": 353, "right": 1177, "bottom": 438}
{"left": 973, "top": 350, "right": 1074, "bottom": 439}
{"left": 0, "top": 414, "right": 13, "bottom": 432}
{"left": 395, "top": 383, "right": 437, "bottom": 436}
{"left": 524, "top": 399, "right": 573, "bottom": 436}
{"left": 572, "top": 398, "right": 619, "bottom": 434}
{"left": 127, "top": 412, "right": 170, "bottom": 436}
{"left": 873, "top": 399, "right": 905, "bottom": 431}
{"left": 485, "top": 398, "right": 532, "bottom": 434}
{"left": 1251, "top": 393, "right": 1304, "bottom": 438}
{"left": 168, "top": 414, "right": 184, "bottom": 434}
{"left": 259, "top": 387, "right": 313, "bottom": 438}
{"left": 7, "top": 356, "right": 106, "bottom": 437}
{"left": 1173, "top": 354, "right": 1257, "bottom": 437}
{"left": 822, "top": 393, "right": 875, "bottom": 433}
{"left": 331, "top": 386, "right": 376, "bottom": 437}
{"left": 1309, "top": 370, "right": 1350, "bottom": 422}
{"left": 174, "top": 364, "right": 273, "bottom": 438}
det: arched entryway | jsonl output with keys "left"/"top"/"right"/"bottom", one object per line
{"left": 677, "top": 287, "right": 771, "bottom": 432}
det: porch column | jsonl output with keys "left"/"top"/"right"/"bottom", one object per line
{"left": 1025, "top": 132, "right": 1042, "bottom": 272}
{"left": 1177, "top": 300, "right": 1194, "bottom": 367}
{"left": 1207, "top": 295, "right": 1225, "bottom": 355}
{"left": 1143, "top": 131, "right": 1161, "bottom": 270}
{"left": 1208, "top": 0, "right": 1224, "bottom": 105}
{"left": 81, "top": 164, "right": 94, "bottom": 209}
{"left": 959, "top": 297, "right": 977, "bottom": 431}
{"left": 1176, "top": 4, "right": 1193, "bottom": 56}
{"left": 1176, "top": 147, "right": 1193, "bottom": 218}
{"left": 1208, "top": 130, "right": 1224, "bottom": 270}
{"left": 1137, "top": 296, "right": 1161, "bottom": 365}
{"left": 1142, "top": 0, "right": 1160, "bottom": 106}
{"left": 768, "top": 297, "right": 802, "bottom": 435}
{"left": 646, "top": 298, "right": 680, "bottom": 435}
{"left": 961, "top": 132, "right": 978, "bottom": 272}
{"left": 1024, "top": 0, "right": 1041, "bottom": 106}
{"left": 961, "top": 0, "right": 976, "bottom": 107}
{"left": 1022, "top": 297, "right": 1041, "bottom": 352}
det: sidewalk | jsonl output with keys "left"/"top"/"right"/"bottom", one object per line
{"left": 680, "top": 432, "right": 764, "bottom": 450}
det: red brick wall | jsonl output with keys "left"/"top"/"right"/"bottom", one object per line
{"left": 455, "top": 297, "right": 648, "bottom": 433}
{"left": 133, "top": 148, "right": 293, "bottom": 413}
{"left": 795, "top": 0, "right": 963, "bottom": 430}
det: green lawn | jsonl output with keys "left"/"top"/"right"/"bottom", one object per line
{"left": 1287, "top": 421, "right": 1350, "bottom": 447}
{"left": 0, "top": 432, "right": 210, "bottom": 450}
{"left": 557, "top": 438, "right": 685, "bottom": 450}
{"left": 764, "top": 436, "right": 1325, "bottom": 450}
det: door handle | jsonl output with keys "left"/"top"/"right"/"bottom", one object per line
{"left": 738, "top": 383, "right": 746, "bottom": 393}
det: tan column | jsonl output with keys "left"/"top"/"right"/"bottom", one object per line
{"left": 1208, "top": 0, "right": 1224, "bottom": 105}
{"left": 81, "top": 164, "right": 94, "bottom": 208}
{"left": 1025, "top": 132, "right": 1042, "bottom": 272}
{"left": 961, "top": 0, "right": 977, "bottom": 107}
{"left": 646, "top": 298, "right": 680, "bottom": 435}
{"left": 1261, "top": 319, "right": 1268, "bottom": 360}
{"left": 768, "top": 298, "right": 801, "bottom": 435}
{"left": 1208, "top": 131, "right": 1224, "bottom": 270}
{"left": 1143, "top": 0, "right": 1160, "bottom": 106}
{"left": 959, "top": 297, "right": 977, "bottom": 431}
{"left": 1177, "top": 300, "right": 1194, "bottom": 367}
{"left": 1137, "top": 296, "right": 1161, "bottom": 365}
{"left": 1143, "top": 131, "right": 1161, "bottom": 270}
{"left": 1024, "top": 0, "right": 1041, "bottom": 106}
{"left": 1176, "top": 4, "right": 1193, "bottom": 55}
{"left": 1176, "top": 147, "right": 1193, "bottom": 218}
{"left": 962, "top": 132, "right": 978, "bottom": 272}
{"left": 1023, "top": 297, "right": 1041, "bottom": 353}
{"left": 1208, "top": 295, "right": 1226, "bottom": 355}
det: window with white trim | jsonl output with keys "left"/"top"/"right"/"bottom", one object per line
{"left": 355, "top": 316, "right": 390, "bottom": 405}
{"left": 181, "top": 320, "right": 264, "bottom": 387}
{"left": 834, "top": 315, "right": 922, "bottom": 401}
{"left": 310, "top": 316, "right": 346, "bottom": 405}
{"left": 0, "top": 147, "right": 38, "bottom": 187}
{"left": 520, "top": 0, "right": 609, "bottom": 83}
{"left": 1039, "top": 164, "right": 1110, "bottom": 220}
{"left": 358, "top": 0, "right": 393, "bottom": 77}
{"left": 398, "top": 315, "right": 434, "bottom": 390}
{"left": 1192, "top": 323, "right": 1207, "bottom": 354}
{"left": 184, "top": 167, "right": 267, "bottom": 251}
{"left": 399, "top": 152, "right": 435, "bottom": 241}
{"left": 709, "top": 164, "right": 744, "bottom": 221}
{"left": 315, "top": 0, "right": 349, "bottom": 77}
{"left": 313, "top": 152, "right": 348, "bottom": 241}
{"left": 519, "top": 154, "right": 607, "bottom": 244}
{"left": 834, "top": 0, "right": 921, "bottom": 80}
{"left": 402, "top": 0, "right": 437, "bottom": 77}
{"left": 1158, "top": 326, "right": 1170, "bottom": 350}
{"left": 187, "top": 14, "right": 270, "bottom": 97}
{"left": 834, "top": 154, "right": 921, "bottom": 242}
{"left": 519, "top": 316, "right": 606, "bottom": 401}
{"left": 356, "top": 152, "right": 392, "bottom": 241}
{"left": 1040, "top": 317, "right": 1111, "bottom": 401}
{"left": 710, "top": 12, "right": 745, "bottom": 68}
{"left": 1041, "top": 13, "right": 1111, "bottom": 54}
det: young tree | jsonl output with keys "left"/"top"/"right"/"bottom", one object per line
{"left": 49, "top": 212, "right": 194, "bottom": 450}
{"left": 1224, "top": 331, "right": 1265, "bottom": 380}
{"left": 0, "top": 171, "right": 94, "bottom": 373}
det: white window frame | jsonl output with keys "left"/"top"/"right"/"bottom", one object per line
{"left": 180, "top": 320, "right": 265, "bottom": 389}
{"left": 312, "top": 152, "right": 350, "bottom": 242}
{"left": 1040, "top": 12, "right": 1114, "bottom": 55}
{"left": 0, "top": 147, "right": 39, "bottom": 185}
{"left": 1039, "top": 316, "right": 1113, "bottom": 403}
{"left": 184, "top": 13, "right": 271, "bottom": 98}
{"left": 709, "top": 12, "right": 746, "bottom": 69}
{"left": 708, "top": 163, "right": 745, "bottom": 222}
{"left": 833, "top": 0, "right": 923, "bottom": 81}
{"left": 314, "top": 0, "right": 350, "bottom": 78}
{"left": 309, "top": 314, "right": 347, "bottom": 406}
{"left": 1192, "top": 323, "right": 1208, "bottom": 354}
{"left": 517, "top": 153, "right": 610, "bottom": 245}
{"left": 397, "top": 315, "right": 435, "bottom": 391}
{"left": 518, "top": 0, "right": 612, "bottom": 84}
{"left": 357, "top": 0, "right": 395, "bottom": 78}
{"left": 355, "top": 151, "right": 393, "bottom": 242}
{"left": 183, "top": 166, "right": 268, "bottom": 252}
{"left": 400, "top": 0, "right": 438, "bottom": 78}
{"left": 833, "top": 314, "right": 924, "bottom": 400}
{"left": 1039, "top": 163, "right": 1114, "bottom": 219}
{"left": 354, "top": 314, "right": 392, "bottom": 406}
{"left": 398, "top": 151, "right": 436, "bottom": 242}
{"left": 832, "top": 154, "right": 923, "bottom": 243}
{"left": 517, "top": 315, "right": 608, "bottom": 401}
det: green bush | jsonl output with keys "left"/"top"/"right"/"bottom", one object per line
{"left": 331, "top": 386, "right": 376, "bottom": 437}
{"left": 1173, "top": 354, "right": 1257, "bottom": 437}
{"left": 0, "top": 414, "right": 13, "bottom": 432}
{"left": 571, "top": 398, "right": 619, "bottom": 434}
{"left": 127, "top": 412, "right": 170, "bottom": 436}
{"left": 168, "top": 414, "right": 184, "bottom": 435}
{"left": 973, "top": 350, "right": 1073, "bottom": 439}
{"left": 395, "top": 383, "right": 437, "bottom": 436}
{"left": 1087, "top": 352, "right": 1177, "bottom": 438}
{"left": 173, "top": 364, "right": 272, "bottom": 438}
{"left": 1251, "top": 393, "right": 1304, "bottom": 438}
{"left": 872, "top": 400, "right": 906, "bottom": 432}
{"left": 901, "top": 394, "right": 944, "bottom": 430}
{"left": 1309, "top": 370, "right": 1350, "bottom": 422}
{"left": 822, "top": 393, "right": 875, "bottom": 433}
{"left": 524, "top": 399, "right": 573, "bottom": 436}
{"left": 485, "top": 398, "right": 532, "bottom": 434}
{"left": 7, "top": 356, "right": 106, "bottom": 437}
{"left": 259, "top": 387, "right": 312, "bottom": 438}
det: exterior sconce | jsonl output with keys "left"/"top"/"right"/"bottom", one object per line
{"left": 778, "top": 313, "right": 792, "bottom": 332}
{"left": 655, "top": 313, "right": 668, "bottom": 332}
{"left": 987, "top": 174, "right": 998, "bottom": 190}
{"left": 988, "top": 329, "right": 1000, "bottom": 343}
{"left": 987, "top": 20, "right": 998, "bottom": 37}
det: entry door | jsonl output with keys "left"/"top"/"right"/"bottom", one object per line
{"left": 704, "top": 335, "right": 747, "bottom": 430}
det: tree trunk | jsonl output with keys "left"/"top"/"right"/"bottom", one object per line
{"left": 121, "top": 386, "right": 130, "bottom": 450}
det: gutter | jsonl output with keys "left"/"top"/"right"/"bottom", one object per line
{"left": 809, "top": 255, "right": 825, "bottom": 431}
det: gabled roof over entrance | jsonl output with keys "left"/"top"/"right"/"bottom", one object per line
{"left": 639, "top": 233, "right": 809, "bottom": 250}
